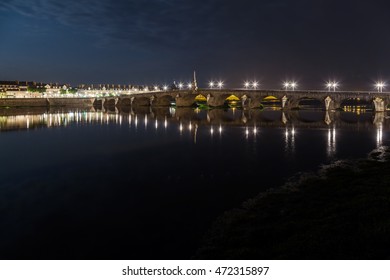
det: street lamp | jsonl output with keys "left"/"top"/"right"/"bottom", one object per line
{"left": 209, "top": 81, "right": 215, "bottom": 89}
{"left": 244, "top": 81, "right": 250, "bottom": 89}
{"left": 291, "top": 81, "right": 297, "bottom": 91}
{"left": 217, "top": 81, "right": 224, "bottom": 89}
{"left": 187, "top": 83, "right": 192, "bottom": 89}
{"left": 252, "top": 81, "right": 259, "bottom": 90}
{"left": 332, "top": 82, "right": 338, "bottom": 92}
{"left": 283, "top": 81, "right": 290, "bottom": 91}
{"left": 375, "top": 81, "right": 386, "bottom": 93}
{"left": 326, "top": 81, "right": 339, "bottom": 92}
{"left": 178, "top": 82, "right": 183, "bottom": 90}
{"left": 163, "top": 85, "right": 168, "bottom": 91}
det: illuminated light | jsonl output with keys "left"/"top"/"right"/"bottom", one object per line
{"left": 187, "top": 83, "right": 192, "bottom": 89}
{"left": 155, "top": 119, "right": 158, "bottom": 129}
{"left": 285, "top": 130, "right": 289, "bottom": 137}
{"left": 219, "top": 125, "right": 222, "bottom": 133}
{"left": 283, "top": 81, "right": 290, "bottom": 90}
{"left": 326, "top": 81, "right": 339, "bottom": 92}
{"left": 290, "top": 81, "right": 297, "bottom": 91}
{"left": 210, "top": 126, "right": 214, "bottom": 135}
{"left": 179, "top": 123, "right": 183, "bottom": 131}
{"left": 154, "top": 86, "right": 158, "bottom": 91}
{"left": 217, "top": 81, "right": 224, "bottom": 89}
{"left": 178, "top": 83, "right": 184, "bottom": 90}
{"left": 244, "top": 81, "right": 250, "bottom": 89}
{"left": 375, "top": 81, "right": 386, "bottom": 93}
{"left": 326, "top": 82, "right": 333, "bottom": 91}
{"left": 189, "top": 122, "right": 192, "bottom": 130}
{"left": 292, "top": 127, "right": 295, "bottom": 135}
{"left": 209, "top": 81, "right": 215, "bottom": 88}
{"left": 252, "top": 81, "right": 259, "bottom": 90}
{"left": 377, "top": 125, "right": 383, "bottom": 147}
{"left": 163, "top": 85, "right": 168, "bottom": 91}
{"left": 135, "top": 115, "right": 138, "bottom": 128}
{"left": 253, "top": 127, "right": 257, "bottom": 134}
{"left": 164, "top": 117, "right": 167, "bottom": 128}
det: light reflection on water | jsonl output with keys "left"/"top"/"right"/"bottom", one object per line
{"left": 0, "top": 107, "right": 389, "bottom": 259}
{"left": 0, "top": 108, "right": 388, "bottom": 153}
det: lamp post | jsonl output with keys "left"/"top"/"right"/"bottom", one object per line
{"left": 217, "top": 81, "right": 224, "bottom": 90}
{"left": 252, "top": 81, "right": 259, "bottom": 90}
{"left": 244, "top": 81, "right": 250, "bottom": 90}
{"left": 283, "top": 81, "right": 290, "bottom": 91}
{"left": 291, "top": 81, "right": 297, "bottom": 91}
{"left": 375, "top": 81, "right": 385, "bottom": 93}
{"left": 326, "top": 81, "right": 338, "bottom": 92}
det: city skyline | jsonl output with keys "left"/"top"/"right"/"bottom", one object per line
{"left": 1, "top": 0, "right": 389, "bottom": 90}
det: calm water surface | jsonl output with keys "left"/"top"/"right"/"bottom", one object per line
{"left": 0, "top": 107, "right": 388, "bottom": 259}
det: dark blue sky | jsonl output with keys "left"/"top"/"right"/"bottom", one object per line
{"left": 1, "top": 0, "right": 389, "bottom": 89}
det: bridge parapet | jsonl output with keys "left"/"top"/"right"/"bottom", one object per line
{"left": 103, "top": 89, "right": 390, "bottom": 111}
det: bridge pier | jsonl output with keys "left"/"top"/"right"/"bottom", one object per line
{"left": 287, "top": 97, "right": 300, "bottom": 109}
{"left": 241, "top": 95, "right": 250, "bottom": 108}
{"left": 249, "top": 97, "right": 263, "bottom": 108}
{"left": 207, "top": 94, "right": 226, "bottom": 107}
{"left": 282, "top": 112, "right": 288, "bottom": 124}
{"left": 373, "top": 112, "right": 385, "bottom": 125}
{"left": 150, "top": 96, "right": 155, "bottom": 106}
{"left": 373, "top": 97, "right": 386, "bottom": 112}
{"left": 324, "top": 96, "right": 341, "bottom": 111}
{"left": 324, "top": 96, "right": 332, "bottom": 111}
{"left": 282, "top": 95, "right": 288, "bottom": 109}
{"left": 176, "top": 94, "right": 196, "bottom": 107}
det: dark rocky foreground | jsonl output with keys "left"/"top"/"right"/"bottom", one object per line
{"left": 195, "top": 146, "right": 390, "bottom": 260}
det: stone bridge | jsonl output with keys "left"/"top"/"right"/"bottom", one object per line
{"left": 96, "top": 89, "right": 390, "bottom": 112}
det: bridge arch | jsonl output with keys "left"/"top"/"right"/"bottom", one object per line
{"left": 175, "top": 93, "right": 198, "bottom": 107}
{"left": 296, "top": 97, "right": 323, "bottom": 110}
{"left": 260, "top": 95, "right": 281, "bottom": 109}
{"left": 340, "top": 97, "right": 372, "bottom": 112}
{"left": 225, "top": 94, "right": 240, "bottom": 107}
{"left": 206, "top": 92, "right": 235, "bottom": 107}
{"left": 195, "top": 94, "right": 207, "bottom": 107}
{"left": 153, "top": 95, "right": 175, "bottom": 107}
{"left": 132, "top": 96, "right": 151, "bottom": 106}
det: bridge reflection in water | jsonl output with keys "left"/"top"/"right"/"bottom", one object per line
{"left": 0, "top": 106, "right": 387, "bottom": 153}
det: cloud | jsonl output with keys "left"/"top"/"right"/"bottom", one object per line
{"left": 0, "top": 0, "right": 225, "bottom": 49}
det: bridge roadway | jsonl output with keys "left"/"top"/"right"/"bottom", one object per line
{"left": 96, "top": 88, "right": 390, "bottom": 112}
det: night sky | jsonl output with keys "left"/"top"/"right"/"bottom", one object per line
{"left": 1, "top": 0, "right": 389, "bottom": 90}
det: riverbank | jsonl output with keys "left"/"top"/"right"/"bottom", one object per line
{"left": 195, "top": 146, "right": 390, "bottom": 259}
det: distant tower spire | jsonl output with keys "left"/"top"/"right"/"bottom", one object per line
{"left": 192, "top": 70, "right": 198, "bottom": 91}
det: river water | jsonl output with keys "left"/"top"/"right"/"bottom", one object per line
{"left": 0, "top": 106, "right": 388, "bottom": 259}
